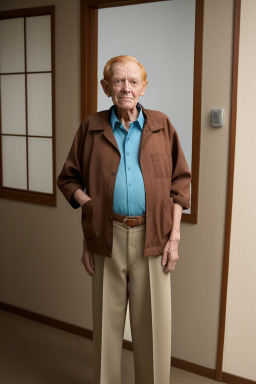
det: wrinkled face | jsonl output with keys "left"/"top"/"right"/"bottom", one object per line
{"left": 101, "top": 61, "right": 146, "bottom": 111}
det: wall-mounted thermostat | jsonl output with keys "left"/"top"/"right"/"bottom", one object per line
{"left": 211, "top": 109, "right": 224, "bottom": 127}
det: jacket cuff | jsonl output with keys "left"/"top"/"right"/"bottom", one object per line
{"left": 171, "top": 194, "right": 191, "bottom": 210}
{"left": 58, "top": 182, "right": 82, "bottom": 209}
{"left": 70, "top": 191, "right": 81, "bottom": 209}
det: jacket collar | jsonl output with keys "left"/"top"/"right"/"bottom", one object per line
{"left": 141, "top": 105, "right": 165, "bottom": 132}
{"left": 87, "top": 109, "right": 111, "bottom": 131}
{"left": 88, "top": 104, "right": 165, "bottom": 132}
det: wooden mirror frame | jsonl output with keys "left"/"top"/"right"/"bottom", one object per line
{"left": 80, "top": 0, "right": 204, "bottom": 223}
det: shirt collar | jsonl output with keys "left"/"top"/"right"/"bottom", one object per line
{"left": 110, "top": 104, "right": 145, "bottom": 132}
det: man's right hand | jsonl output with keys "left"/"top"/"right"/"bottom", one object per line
{"left": 81, "top": 237, "right": 95, "bottom": 276}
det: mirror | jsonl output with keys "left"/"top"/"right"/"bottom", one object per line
{"left": 81, "top": 0, "right": 204, "bottom": 223}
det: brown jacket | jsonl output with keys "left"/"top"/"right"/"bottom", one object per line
{"left": 57, "top": 105, "right": 191, "bottom": 258}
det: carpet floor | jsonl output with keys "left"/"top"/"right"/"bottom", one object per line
{"left": 0, "top": 309, "right": 223, "bottom": 384}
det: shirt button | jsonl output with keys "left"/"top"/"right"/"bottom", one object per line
{"left": 109, "top": 216, "right": 113, "bottom": 220}
{"left": 128, "top": 166, "right": 131, "bottom": 170}
{"left": 129, "top": 182, "right": 132, "bottom": 186}
{"left": 127, "top": 138, "right": 130, "bottom": 141}
{"left": 129, "top": 199, "right": 132, "bottom": 203}
{"left": 126, "top": 152, "right": 130, "bottom": 156}
{"left": 112, "top": 171, "right": 116, "bottom": 175}
{"left": 108, "top": 243, "right": 111, "bottom": 249}
{"left": 108, "top": 193, "right": 112, "bottom": 197}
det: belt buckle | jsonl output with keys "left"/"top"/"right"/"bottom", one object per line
{"left": 123, "top": 216, "right": 138, "bottom": 229}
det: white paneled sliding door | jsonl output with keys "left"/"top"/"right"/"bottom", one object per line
{"left": 0, "top": 7, "right": 55, "bottom": 206}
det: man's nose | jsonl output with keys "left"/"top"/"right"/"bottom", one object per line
{"left": 122, "top": 79, "right": 131, "bottom": 92}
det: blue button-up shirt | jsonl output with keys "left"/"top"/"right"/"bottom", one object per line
{"left": 110, "top": 105, "right": 146, "bottom": 216}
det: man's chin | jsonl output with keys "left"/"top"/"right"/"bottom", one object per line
{"left": 116, "top": 101, "right": 136, "bottom": 110}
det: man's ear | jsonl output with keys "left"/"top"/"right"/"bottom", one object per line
{"left": 100, "top": 79, "right": 111, "bottom": 97}
{"left": 139, "top": 83, "right": 147, "bottom": 97}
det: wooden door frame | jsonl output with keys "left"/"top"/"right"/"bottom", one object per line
{"left": 216, "top": 0, "right": 241, "bottom": 381}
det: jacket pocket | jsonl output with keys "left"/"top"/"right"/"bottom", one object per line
{"left": 81, "top": 199, "right": 98, "bottom": 241}
{"left": 161, "top": 197, "right": 173, "bottom": 238}
{"left": 151, "top": 153, "right": 172, "bottom": 178}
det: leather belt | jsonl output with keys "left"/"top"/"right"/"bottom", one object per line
{"left": 113, "top": 213, "right": 146, "bottom": 229}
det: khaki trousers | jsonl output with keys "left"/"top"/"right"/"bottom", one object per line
{"left": 92, "top": 220, "right": 172, "bottom": 384}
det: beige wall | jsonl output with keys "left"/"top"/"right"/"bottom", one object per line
{"left": 171, "top": 0, "right": 234, "bottom": 369}
{"left": 223, "top": 0, "right": 256, "bottom": 380}
{"left": 0, "top": 0, "right": 235, "bottom": 372}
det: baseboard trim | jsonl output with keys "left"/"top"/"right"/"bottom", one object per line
{"left": 0, "top": 301, "right": 93, "bottom": 340}
{"left": 171, "top": 356, "right": 216, "bottom": 380}
{"left": 222, "top": 372, "right": 256, "bottom": 384}
{"left": 1, "top": 302, "right": 255, "bottom": 384}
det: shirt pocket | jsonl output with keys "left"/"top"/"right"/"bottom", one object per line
{"left": 151, "top": 153, "right": 172, "bottom": 178}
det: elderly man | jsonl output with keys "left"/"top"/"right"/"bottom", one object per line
{"left": 57, "top": 55, "right": 191, "bottom": 384}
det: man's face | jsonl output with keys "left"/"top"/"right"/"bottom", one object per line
{"left": 101, "top": 61, "right": 146, "bottom": 111}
